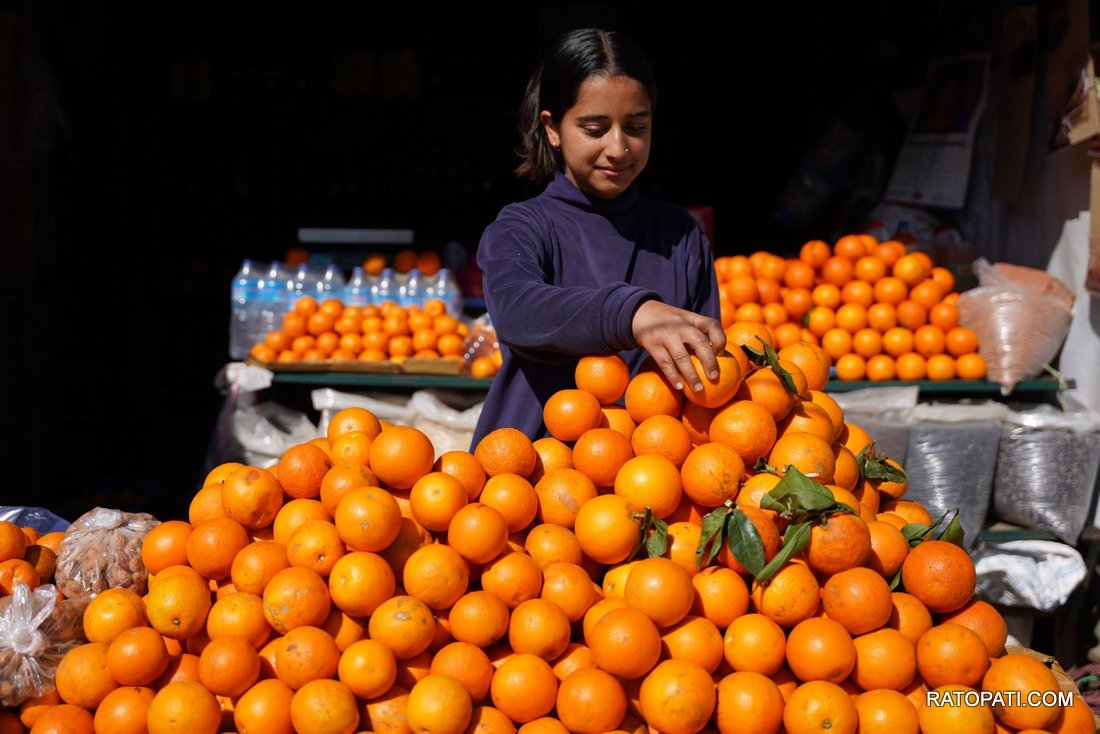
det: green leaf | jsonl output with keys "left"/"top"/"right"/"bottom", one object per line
{"left": 766, "top": 467, "right": 837, "bottom": 514}
{"left": 855, "top": 442, "right": 907, "bottom": 484}
{"left": 752, "top": 457, "right": 780, "bottom": 475}
{"left": 756, "top": 521, "right": 812, "bottom": 583}
{"left": 726, "top": 508, "right": 766, "bottom": 578}
{"left": 901, "top": 507, "right": 958, "bottom": 547}
{"left": 741, "top": 343, "right": 766, "bottom": 365}
{"left": 937, "top": 513, "right": 966, "bottom": 547}
{"left": 646, "top": 518, "right": 670, "bottom": 558}
{"left": 889, "top": 567, "right": 903, "bottom": 591}
{"left": 902, "top": 523, "right": 932, "bottom": 545}
{"left": 759, "top": 340, "right": 799, "bottom": 395}
{"left": 695, "top": 506, "right": 729, "bottom": 571}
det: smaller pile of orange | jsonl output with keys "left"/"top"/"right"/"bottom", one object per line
{"left": 249, "top": 296, "right": 470, "bottom": 367}
{"left": 713, "top": 234, "right": 987, "bottom": 382}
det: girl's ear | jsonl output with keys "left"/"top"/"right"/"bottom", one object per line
{"left": 539, "top": 110, "right": 560, "bottom": 148}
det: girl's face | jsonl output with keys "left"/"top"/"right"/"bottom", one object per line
{"left": 541, "top": 74, "right": 652, "bottom": 199}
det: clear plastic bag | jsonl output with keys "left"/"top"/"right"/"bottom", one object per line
{"left": 54, "top": 508, "right": 160, "bottom": 600}
{"left": 957, "top": 258, "right": 1075, "bottom": 395}
{"left": 461, "top": 313, "right": 498, "bottom": 366}
{"left": 901, "top": 409, "right": 1004, "bottom": 549}
{"left": 231, "top": 401, "right": 322, "bottom": 468}
{"left": 992, "top": 420, "right": 1100, "bottom": 544}
{"left": 0, "top": 507, "right": 69, "bottom": 534}
{"left": 0, "top": 583, "right": 88, "bottom": 706}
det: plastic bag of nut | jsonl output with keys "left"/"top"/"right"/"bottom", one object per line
{"left": 53, "top": 507, "right": 160, "bottom": 600}
{"left": 0, "top": 583, "right": 88, "bottom": 706}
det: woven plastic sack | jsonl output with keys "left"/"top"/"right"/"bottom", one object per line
{"left": 902, "top": 413, "right": 1003, "bottom": 548}
{"left": 957, "top": 258, "right": 1074, "bottom": 395}
{"left": 0, "top": 583, "right": 88, "bottom": 706}
{"left": 54, "top": 508, "right": 159, "bottom": 601}
{"left": 992, "top": 424, "right": 1100, "bottom": 544}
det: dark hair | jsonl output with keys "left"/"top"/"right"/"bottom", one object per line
{"left": 515, "top": 28, "right": 658, "bottom": 183}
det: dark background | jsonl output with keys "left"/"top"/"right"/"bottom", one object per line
{"left": 0, "top": 1, "right": 1079, "bottom": 522}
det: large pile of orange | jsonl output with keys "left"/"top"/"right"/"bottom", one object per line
{"left": 714, "top": 234, "right": 987, "bottom": 382}
{"left": 249, "top": 296, "right": 470, "bottom": 366}
{"left": 11, "top": 331, "right": 1094, "bottom": 734}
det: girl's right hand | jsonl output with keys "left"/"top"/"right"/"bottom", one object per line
{"left": 631, "top": 300, "right": 727, "bottom": 393}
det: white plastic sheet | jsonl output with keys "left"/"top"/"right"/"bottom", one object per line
{"left": 231, "top": 403, "right": 321, "bottom": 469}
{"left": 1046, "top": 212, "right": 1100, "bottom": 416}
{"left": 972, "top": 539, "right": 1087, "bottom": 611}
{"left": 830, "top": 386, "right": 920, "bottom": 463}
{"left": 312, "top": 388, "right": 485, "bottom": 458}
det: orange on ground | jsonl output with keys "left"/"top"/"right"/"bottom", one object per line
{"left": 262, "top": 566, "right": 331, "bottom": 635}
{"left": 369, "top": 425, "right": 436, "bottom": 490}
{"left": 691, "top": 567, "right": 750, "bottom": 629}
{"left": 55, "top": 642, "right": 118, "bottom": 710}
{"left": 715, "top": 671, "right": 785, "bottom": 734}
{"left": 821, "top": 566, "right": 893, "bottom": 635}
{"left": 402, "top": 542, "right": 469, "bottom": 610}
{"left": 721, "top": 616, "right": 792, "bottom": 677}
{"left": 982, "top": 653, "right": 1062, "bottom": 730}
{"left": 915, "top": 623, "right": 990, "bottom": 689}
{"left": 588, "top": 607, "right": 662, "bottom": 679}
{"left": 623, "top": 370, "right": 684, "bottom": 424}
{"left": 613, "top": 453, "right": 683, "bottom": 519}
{"left": 782, "top": 679, "right": 859, "bottom": 734}
{"left": 901, "top": 540, "right": 976, "bottom": 613}
{"left": 917, "top": 684, "right": 995, "bottom": 733}
{"left": 233, "top": 678, "right": 295, "bottom": 734}
{"left": 475, "top": 427, "right": 539, "bottom": 479}
{"left": 680, "top": 443, "right": 745, "bottom": 508}
{"left": 750, "top": 562, "right": 820, "bottom": 628}
{"left": 572, "top": 428, "right": 634, "bottom": 490}
{"left": 631, "top": 414, "right": 693, "bottom": 468}
{"left": 639, "top": 660, "right": 716, "bottom": 734}
{"left": 854, "top": 688, "right": 920, "bottom": 734}
{"left": 482, "top": 551, "right": 545, "bottom": 609}
{"left": 508, "top": 597, "right": 572, "bottom": 661}
{"left": 938, "top": 599, "right": 1007, "bottom": 658}
{"left": 328, "top": 551, "right": 395, "bottom": 618}
{"left": 850, "top": 627, "right": 916, "bottom": 691}
{"left": 186, "top": 515, "right": 250, "bottom": 581}
{"left": 230, "top": 540, "right": 290, "bottom": 596}
{"left": 146, "top": 571, "right": 212, "bottom": 640}
{"left": 534, "top": 469, "right": 598, "bottom": 528}
{"left": 543, "top": 389, "right": 605, "bottom": 442}
{"left": 490, "top": 653, "right": 559, "bottom": 723}
{"left": 623, "top": 557, "right": 694, "bottom": 629}
{"left": 289, "top": 679, "right": 360, "bottom": 734}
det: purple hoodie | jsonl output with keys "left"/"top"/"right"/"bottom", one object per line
{"left": 472, "top": 172, "right": 720, "bottom": 447}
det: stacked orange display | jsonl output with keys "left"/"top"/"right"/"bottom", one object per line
{"left": 714, "top": 234, "right": 986, "bottom": 382}
{"left": 249, "top": 296, "right": 469, "bottom": 366}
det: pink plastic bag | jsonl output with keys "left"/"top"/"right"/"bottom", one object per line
{"left": 958, "top": 258, "right": 1074, "bottom": 394}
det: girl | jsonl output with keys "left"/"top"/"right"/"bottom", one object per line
{"left": 472, "top": 27, "right": 724, "bottom": 445}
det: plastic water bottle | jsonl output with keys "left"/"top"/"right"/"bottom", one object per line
{"left": 371, "top": 268, "right": 396, "bottom": 306}
{"left": 229, "top": 259, "right": 261, "bottom": 359}
{"left": 399, "top": 268, "right": 423, "bottom": 308}
{"left": 254, "top": 261, "right": 292, "bottom": 343}
{"left": 434, "top": 268, "right": 464, "bottom": 316}
{"left": 289, "top": 263, "right": 321, "bottom": 302}
{"left": 344, "top": 266, "right": 371, "bottom": 307}
{"left": 317, "top": 264, "right": 346, "bottom": 301}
